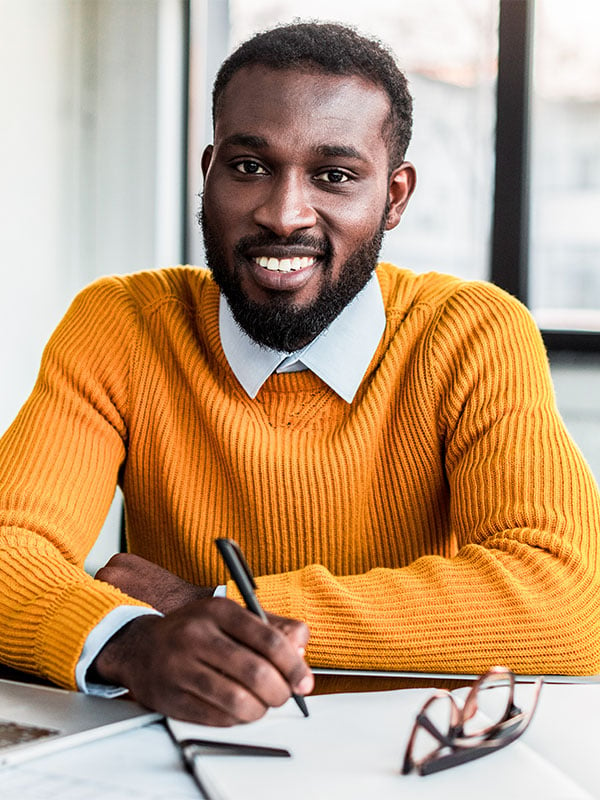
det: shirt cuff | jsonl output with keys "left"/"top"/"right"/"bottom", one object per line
{"left": 214, "top": 584, "right": 227, "bottom": 597}
{"left": 76, "top": 605, "right": 162, "bottom": 696}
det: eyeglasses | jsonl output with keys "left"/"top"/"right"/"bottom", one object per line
{"left": 401, "top": 666, "right": 543, "bottom": 776}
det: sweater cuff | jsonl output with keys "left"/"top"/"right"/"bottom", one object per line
{"left": 36, "top": 581, "right": 152, "bottom": 689}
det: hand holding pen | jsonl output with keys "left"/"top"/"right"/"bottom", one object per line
{"left": 94, "top": 546, "right": 312, "bottom": 728}
{"left": 216, "top": 538, "right": 310, "bottom": 718}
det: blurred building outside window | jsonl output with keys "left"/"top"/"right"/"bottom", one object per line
{"left": 529, "top": 0, "right": 600, "bottom": 331}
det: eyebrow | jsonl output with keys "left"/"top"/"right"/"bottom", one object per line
{"left": 314, "top": 144, "right": 365, "bottom": 161}
{"left": 221, "top": 133, "right": 269, "bottom": 149}
{"left": 220, "top": 135, "right": 366, "bottom": 162}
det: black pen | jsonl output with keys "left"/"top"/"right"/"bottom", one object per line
{"left": 215, "top": 537, "right": 309, "bottom": 718}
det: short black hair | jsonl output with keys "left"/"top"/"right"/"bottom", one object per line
{"left": 212, "top": 21, "right": 413, "bottom": 167}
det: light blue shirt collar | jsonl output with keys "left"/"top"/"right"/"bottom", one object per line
{"left": 219, "top": 273, "right": 385, "bottom": 403}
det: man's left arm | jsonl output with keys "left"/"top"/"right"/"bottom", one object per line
{"left": 238, "top": 285, "right": 600, "bottom": 676}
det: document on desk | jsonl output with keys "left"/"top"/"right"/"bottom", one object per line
{"left": 168, "top": 685, "right": 596, "bottom": 800}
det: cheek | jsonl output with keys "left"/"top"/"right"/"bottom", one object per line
{"left": 204, "top": 183, "right": 233, "bottom": 222}
{"left": 203, "top": 192, "right": 249, "bottom": 259}
{"left": 324, "top": 179, "right": 389, "bottom": 232}
{"left": 328, "top": 200, "right": 386, "bottom": 248}
{"left": 205, "top": 166, "right": 245, "bottom": 214}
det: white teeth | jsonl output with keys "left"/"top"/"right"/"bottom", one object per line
{"left": 254, "top": 256, "right": 315, "bottom": 273}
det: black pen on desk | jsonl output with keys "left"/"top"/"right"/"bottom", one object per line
{"left": 215, "top": 537, "right": 309, "bottom": 718}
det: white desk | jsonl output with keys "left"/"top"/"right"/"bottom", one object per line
{"left": 1, "top": 683, "right": 599, "bottom": 800}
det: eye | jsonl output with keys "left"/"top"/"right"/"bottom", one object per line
{"left": 233, "top": 160, "right": 268, "bottom": 175}
{"left": 315, "top": 169, "right": 351, "bottom": 184}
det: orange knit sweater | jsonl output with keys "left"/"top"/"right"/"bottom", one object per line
{"left": 1, "top": 263, "right": 599, "bottom": 689}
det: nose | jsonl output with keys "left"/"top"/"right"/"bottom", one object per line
{"left": 252, "top": 171, "right": 317, "bottom": 237}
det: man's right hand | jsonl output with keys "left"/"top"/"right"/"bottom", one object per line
{"left": 91, "top": 597, "right": 313, "bottom": 726}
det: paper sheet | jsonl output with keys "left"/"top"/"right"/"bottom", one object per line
{"left": 168, "top": 687, "right": 595, "bottom": 800}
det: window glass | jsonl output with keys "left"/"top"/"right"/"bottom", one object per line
{"left": 529, "top": 0, "right": 600, "bottom": 330}
{"left": 228, "top": 0, "right": 499, "bottom": 281}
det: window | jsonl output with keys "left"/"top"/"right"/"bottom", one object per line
{"left": 529, "top": 0, "right": 600, "bottom": 333}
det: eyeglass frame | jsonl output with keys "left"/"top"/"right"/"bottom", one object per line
{"left": 401, "top": 666, "right": 543, "bottom": 776}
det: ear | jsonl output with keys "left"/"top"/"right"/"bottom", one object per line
{"left": 385, "top": 162, "right": 416, "bottom": 230}
{"left": 201, "top": 145, "right": 214, "bottom": 180}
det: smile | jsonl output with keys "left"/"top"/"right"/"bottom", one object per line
{"left": 254, "top": 256, "right": 315, "bottom": 273}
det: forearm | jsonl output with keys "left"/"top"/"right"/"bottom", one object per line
{"left": 0, "top": 278, "right": 142, "bottom": 685}
{"left": 244, "top": 536, "right": 600, "bottom": 676}
{"left": 94, "top": 553, "right": 214, "bottom": 613}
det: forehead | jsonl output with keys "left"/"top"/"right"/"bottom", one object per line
{"left": 214, "top": 66, "right": 392, "bottom": 157}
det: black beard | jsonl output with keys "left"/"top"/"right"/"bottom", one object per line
{"left": 200, "top": 205, "right": 387, "bottom": 352}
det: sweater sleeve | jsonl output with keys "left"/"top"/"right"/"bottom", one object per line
{"left": 236, "top": 283, "right": 600, "bottom": 676}
{"left": 0, "top": 277, "right": 151, "bottom": 688}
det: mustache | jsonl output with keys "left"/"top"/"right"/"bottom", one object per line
{"left": 234, "top": 232, "right": 333, "bottom": 259}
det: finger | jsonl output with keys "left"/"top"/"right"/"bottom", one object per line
{"left": 125, "top": 625, "right": 270, "bottom": 725}
{"left": 144, "top": 607, "right": 292, "bottom": 715}
{"left": 141, "top": 677, "right": 250, "bottom": 727}
{"left": 171, "top": 699, "right": 240, "bottom": 727}
{"left": 195, "top": 627, "right": 293, "bottom": 709}
{"left": 211, "top": 600, "right": 313, "bottom": 694}
{"left": 167, "top": 662, "right": 269, "bottom": 725}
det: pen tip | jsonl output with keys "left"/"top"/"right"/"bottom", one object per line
{"left": 294, "top": 693, "right": 309, "bottom": 717}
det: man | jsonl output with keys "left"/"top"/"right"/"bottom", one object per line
{"left": 1, "top": 22, "right": 599, "bottom": 727}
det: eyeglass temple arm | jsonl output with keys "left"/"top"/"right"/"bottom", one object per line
{"left": 416, "top": 713, "right": 462, "bottom": 746}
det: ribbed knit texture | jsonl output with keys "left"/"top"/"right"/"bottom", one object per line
{"left": 1, "top": 263, "right": 599, "bottom": 689}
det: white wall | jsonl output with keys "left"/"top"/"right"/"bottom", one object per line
{"left": 1, "top": 1, "right": 76, "bottom": 429}
{"left": 0, "top": 0, "right": 187, "bottom": 572}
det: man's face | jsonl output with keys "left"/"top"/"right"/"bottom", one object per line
{"left": 201, "top": 66, "right": 414, "bottom": 351}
